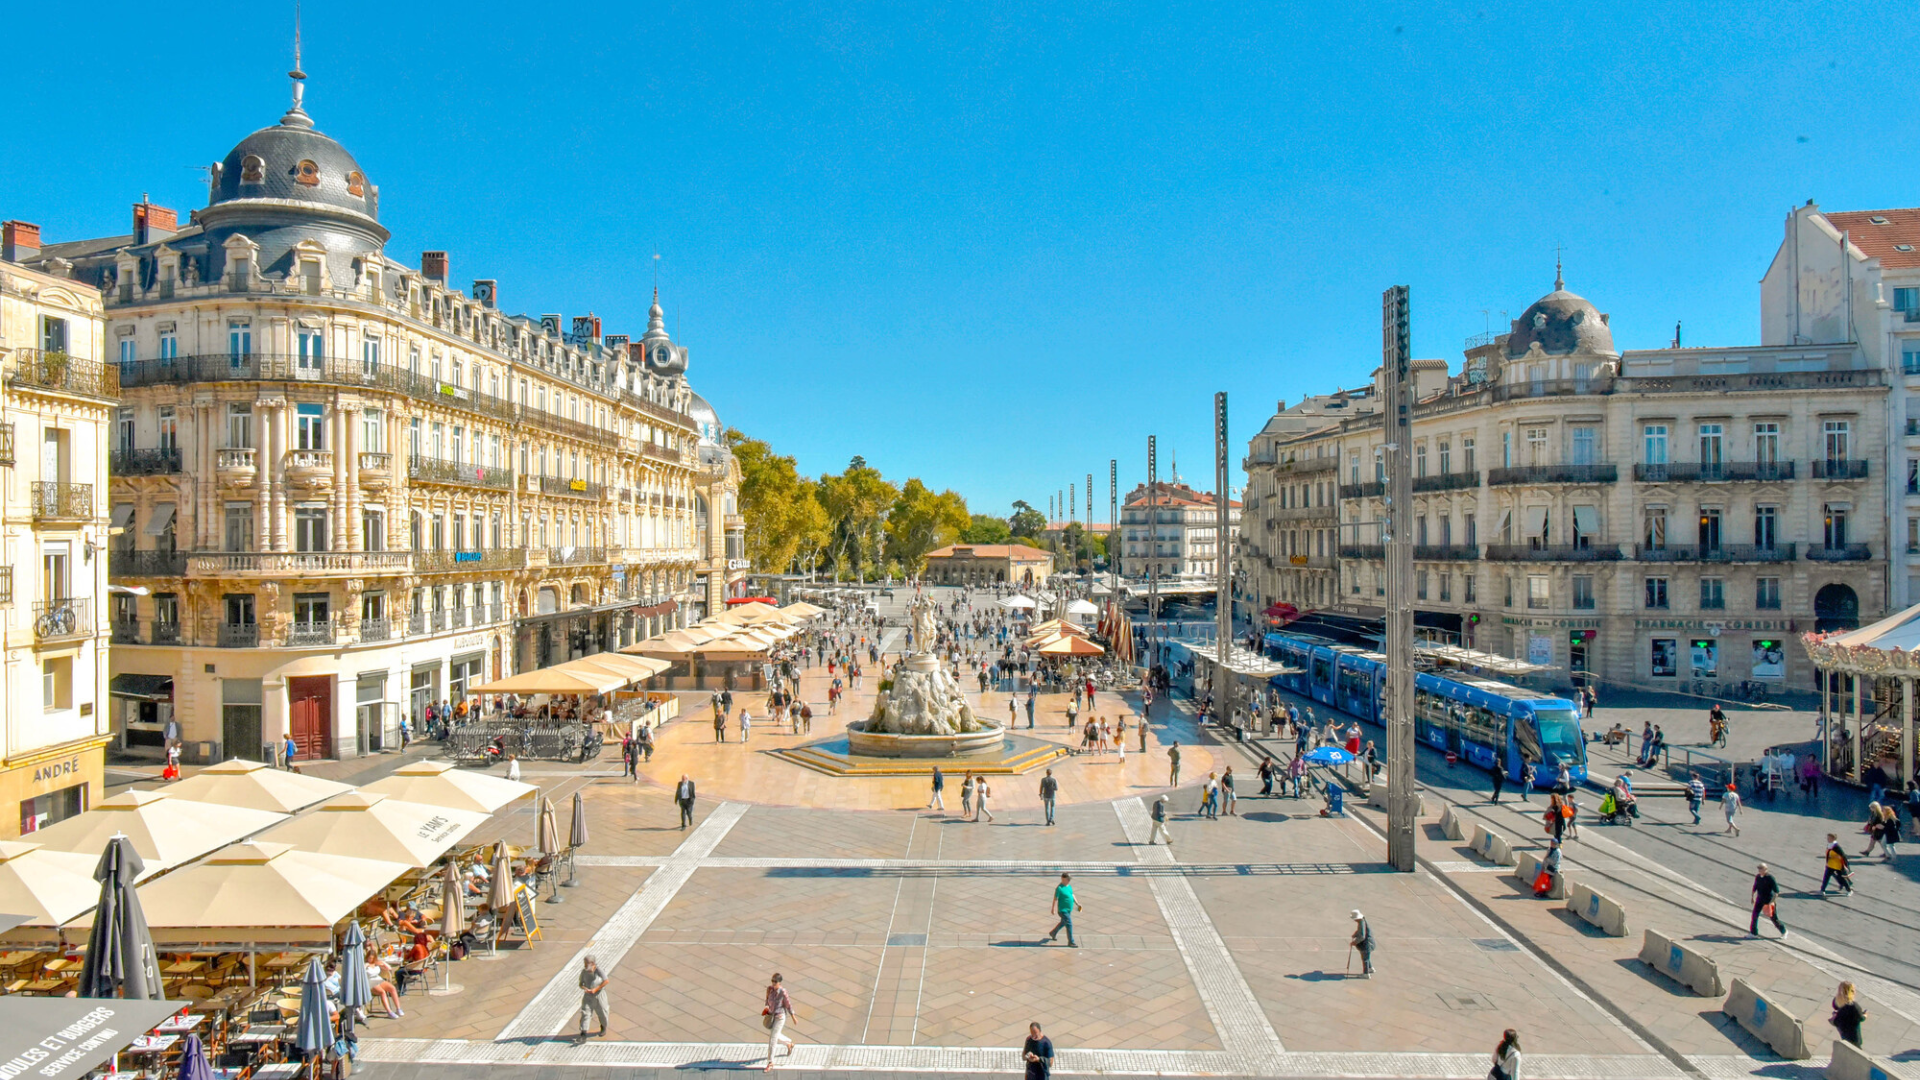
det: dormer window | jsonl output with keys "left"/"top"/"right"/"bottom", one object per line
{"left": 1870, "top": 215, "right": 1892, "bottom": 226}
{"left": 241, "top": 155, "right": 265, "bottom": 183}
{"left": 345, "top": 170, "right": 366, "bottom": 197}
{"left": 293, "top": 160, "right": 320, "bottom": 187}
{"left": 1896, "top": 244, "right": 1915, "bottom": 253}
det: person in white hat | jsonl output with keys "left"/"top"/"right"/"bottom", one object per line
{"left": 1350, "top": 909, "right": 1374, "bottom": 977}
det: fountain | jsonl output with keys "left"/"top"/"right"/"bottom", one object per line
{"left": 846, "top": 595, "right": 1004, "bottom": 757}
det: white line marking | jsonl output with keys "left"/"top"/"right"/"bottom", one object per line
{"left": 495, "top": 800, "right": 749, "bottom": 1040}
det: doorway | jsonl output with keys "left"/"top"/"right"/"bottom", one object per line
{"left": 287, "top": 676, "right": 334, "bottom": 760}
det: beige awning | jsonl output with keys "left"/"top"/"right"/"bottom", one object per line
{"left": 26, "top": 790, "right": 287, "bottom": 879}
{"left": 779, "top": 602, "right": 826, "bottom": 618}
{"left": 113, "top": 841, "right": 411, "bottom": 945}
{"left": 359, "top": 760, "right": 536, "bottom": 815}
{"left": 562, "top": 653, "right": 670, "bottom": 684}
{"left": 259, "top": 791, "right": 488, "bottom": 869}
{"left": 1037, "top": 635, "right": 1105, "bottom": 656}
{"left": 161, "top": 758, "right": 353, "bottom": 814}
{"left": 720, "top": 603, "right": 799, "bottom": 626}
{"left": 0, "top": 841, "right": 108, "bottom": 929}
{"left": 472, "top": 665, "right": 625, "bottom": 696}
{"left": 622, "top": 631, "right": 705, "bottom": 656}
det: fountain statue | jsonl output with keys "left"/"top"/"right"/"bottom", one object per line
{"left": 848, "top": 593, "right": 1001, "bottom": 756}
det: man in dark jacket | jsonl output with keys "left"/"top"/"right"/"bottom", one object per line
{"left": 675, "top": 775, "right": 696, "bottom": 829}
{"left": 1749, "top": 863, "right": 1786, "bottom": 937}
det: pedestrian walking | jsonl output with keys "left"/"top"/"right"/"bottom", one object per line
{"left": 1489, "top": 1029, "right": 1521, "bottom": 1080}
{"left": 1722, "top": 783, "right": 1742, "bottom": 836}
{"left": 1749, "top": 863, "right": 1786, "bottom": 937}
{"left": 714, "top": 708, "right": 727, "bottom": 742}
{"left": 1046, "top": 873, "right": 1080, "bottom": 947}
{"left": 1022, "top": 1023, "right": 1053, "bottom": 1080}
{"left": 1221, "top": 767, "right": 1237, "bottom": 816}
{"left": 1039, "top": 769, "right": 1058, "bottom": 826}
{"left": 1519, "top": 761, "right": 1536, "bottom": 803}
{"left": 739, "top": 708, "right": 752, "bottom": 743}
{"left": 961, "top": 772, "right": 975, "bottom": 818}
{"left": 640, "top": 723, "right": 654, "bottom": 763}
{"left": 762, "top": 972, "right": 795, "bottom": 1069}
{"left": 1149, "top": 794, "right": 1172, "bottom": 845}
{"left": 1008, "top": 697, "right": 1018, "bottom": 731}
{"left": 576, "top": 956, "right": 608, "bottom": 1040}
{"left": 1258, "top": 757, "right": 1275, "bottom": 797}
{"left": 1820, "top": 834, "right": 1853, "bottom": 896}
{"left": 975, "top": 776, "right": 995, "bottom": 822}
{"left": 675, "top": 774, "right": 697, "bottom": 829}
{"left": 1168, "top": 742, "right": 1181, "bottom": 787}
{"left": 1686, "top": 772, "right": 1705, "bottom": 825}
{"left": 1199, "top": 773, "right": 1218, "bottom": 819}
{"left": 927, "top": 766, "right": 946, "bottom": 811}
{"left": 505, "top": 753, "right": 521, "bottom": 784}
{"left": 283, "top": 732, "right": 298, "bottom": 769}
{"left": 1828, "top": 982, "right": 1867, "bottom": 1049}
{"left": 1349, "top": 909, "right": 1374, "bottom": 977}
{"left": 1488, "top": 761, "right": 1505, "bottom": 804}
{"left": 1288, "top": 753, "right": 1306, "bottom": 798}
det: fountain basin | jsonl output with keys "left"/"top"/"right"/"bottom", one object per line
{"left": 845, "top": 721, "right": 1007, "bottom": 759}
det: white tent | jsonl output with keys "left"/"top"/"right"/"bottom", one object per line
{"left": 1000, "top": 595, "right": 1038, "bottom": 610}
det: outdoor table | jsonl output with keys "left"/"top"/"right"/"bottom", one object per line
{"left": 228, "top": 1031, "right": 282, "bottom": 1045}
{"left": 163, "top": 959, "right": 208, "bottom": 975}
{"left": 128, "top": 1035, "right": 179, "bottom": 1054}
{"left": 42, "top": 957, "right": 79, "bottom": 972}
{"left": 0, "top": 950, "right": 39, "bottom": 966}
{"left": 154, "top": 1013, "right": 206, "bottom": 1033}
{"left": 254, "top": 1063, "right": 304, "bottom": 1080}
{"left": 24, "top": 977, "right": 64, "bottom": 992}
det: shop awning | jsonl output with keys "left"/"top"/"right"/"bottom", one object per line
{"left": 1572, "top": 505, "right": 1599, "bottom": 536}
{"left": 562, "top": 652, "right": 671, "bottom": 684}
{"left": 102, "top": 841, "right": 412, "bottom": 946}
{"left": 110, "top": 504, "right": 135, "bottom": 530}
{"left": 1523, "top": 506, "right": 1548, "bottom": 539}
{"left": 142, "top": 503, "right": 176, "bottom": 536}
{"left": 471, "top": 665, "right": 626, "bottom": 696}
{"left": 108, "top": 673, "right": 174, "bottom": 701}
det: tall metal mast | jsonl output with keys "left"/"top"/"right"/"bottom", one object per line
{"left": 1382, "top": 285, "right": 1417, "bottom": 872}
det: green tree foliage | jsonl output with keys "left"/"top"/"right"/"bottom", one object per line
{"left": 887, "top": 479, "right": 971, "bottom": 576}
{"left": 817, "top": 457, "right": 900, "bottom": 580}
{"left": 959, "top": 514, "right": 1012, "bottom": 544}
{"left": 1008, "top": 500, "right": 1046, "bottom": 539}
{"left": 726, "top": 429, "right": 830, "bottom": 573}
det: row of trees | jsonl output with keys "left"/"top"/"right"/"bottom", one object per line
{"left": 728, "top": 431, "right": 1108, "bottom": 579}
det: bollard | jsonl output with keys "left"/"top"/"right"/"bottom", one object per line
{"left": 1637, "top": 929, "right": 1723, "bottom": 997}
{"left": 1722, "top": 978, "right": 1811, "bottom": 1060}
{"left": 1566, "top": 880, "right": 1629, "bottom": 936}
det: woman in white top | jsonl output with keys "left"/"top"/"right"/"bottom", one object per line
{"left": 1490, "top": 1029, "right": 1521, "bottom": 1080}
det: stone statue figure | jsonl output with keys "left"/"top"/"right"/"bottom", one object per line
{"left": 863, "top": 592, "right": 994, "bottom": 736}
{"left": 907, "top": 594, "right": 938, "bottom": 654}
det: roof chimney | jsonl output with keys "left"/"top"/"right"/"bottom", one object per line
{"left": 3, "top": 220, "right": 41, "bottom": 262}
{"left": 132, "top": 196, "right": 177, "bottom": 244}
{"left": 420, "top": 251, "right": 448, "bottom": 282}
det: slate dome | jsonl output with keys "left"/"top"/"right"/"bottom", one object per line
{"left": 212, "top": 108, "right": 377, "bottom": 222}
{"left": 1506, "top": 273, "right": 1616, "bottom": 359}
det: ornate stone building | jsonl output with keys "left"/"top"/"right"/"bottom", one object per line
{"left": 0, "top": 247, "right": 114, "bottom": 835}
{"left": 1117, "top": 481, "right": 1241, "bottom": 581}
{"left": 13, "top": 76, "right": 743, "bottom": 761}
{"left": 1243, "top": 269, "right": 1886, "bottom": 693}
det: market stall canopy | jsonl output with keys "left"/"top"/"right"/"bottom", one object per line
{"left": 1065, "top": 599, "right": 1098, "bottom": 615}
{"left": 109, "top": 841, "right": 410, "bottom": 946}
{"left": 161, "top": 758, "right": 352, "bottom": 814}
{"left": 359, "top": 760, "right": 536, "bottom": 815}
{"left": 0, "top": 841, "right": 108, "bottom": 928}
{"left": 259, "top": 792, "right": 488, "bottom": 869}
{"left": 27, "top": 790, "right": 286, "bottom": 879}
{"left": 1037, "top": 635, "right": 1105, "bottom": 657}
{"left": 622, "top": 630, "right": 706, "bottom": 656}
{"left": 0, "top": 997, "right": 182, "bottom": 1079}
{"left": 472, "top": 665, "right": 625, "bottom": 696}
{"left": 779, "top": 601, "right": 826, "bottom": 618}
{"left": 714, "top": 603, "right": 795, "bottom": 626}
{"left": 1000, "top": 595, "right": 1038, "bottom": 610}
{"left": 553, "top": 652, "right": 671, "bottom": 685}
{"left": 1029, "top": 619, "right": 1091, "bottom": 637}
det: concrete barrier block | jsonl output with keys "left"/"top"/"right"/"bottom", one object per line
{"left": 1638, "top": 928, "right": 1724, "bottom": 997}
{"left": 1723, "top": 978, "right": 1811, "bottom": 1060}
{"left": 1440, "top": 804, "right": 1463, "bottom": 841}
{"left": 1566, "top": 881, "right": 1629, "bottom": 936}
{"left": 1827, "top": 1037, "right": 1910, "bottom": 1080}
{"left": 1512, "top": 851, "right": 1567, "bottom": 899}
{"left": 1469, "top": 823, "right": 1516, "bottom": 866}
{"left": 1366, "top": 776, "right": 1425, "bottom": 815}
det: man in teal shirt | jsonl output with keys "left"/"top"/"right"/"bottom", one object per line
{"left": 1046, "top": 873, "right": 1080, "bottom": 947}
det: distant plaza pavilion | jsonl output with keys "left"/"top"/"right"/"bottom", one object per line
{"left": 923, "top": 543, "right": 1052, "bottom": 587}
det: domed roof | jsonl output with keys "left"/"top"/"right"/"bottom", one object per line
{"left": 687, "top": 391, "right": 722, "bottom": 444}
{"left": 1506, "top": 270, "right": 1615, "bottom": 359}
{"left": 211, "top": 104, "right": 377, "bottom": 222}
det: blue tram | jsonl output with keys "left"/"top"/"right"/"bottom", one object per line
{"left": 1265, "top": 632, "right": 1587, "bottom": 785}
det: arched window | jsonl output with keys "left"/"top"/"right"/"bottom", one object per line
{"left": 345, "top": 170, "right": 366, "bottom": 197}
{"left": 241, "top": 155, "right": 265, "bottom": 183}
{"left": 294, "top": 160, "right": 320, "bottom": 187}
{"left": 1814, "top": 583, "right": 1860, "bottom": 633}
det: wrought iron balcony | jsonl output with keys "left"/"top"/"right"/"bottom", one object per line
{"left": 1487, "top": 464, "right": 1618, "bottom": 486}
{"left": 1412, "top": 471, "right": 1481, "bottom": 493}
{"left": 111, "top": 619, "right": 140, "bottom": 644}
{"left": 359, "top": 616, "right": 392, "bottom": 643}
{"left": 30, "top": 482, "right": 92, "bottom": 521}
{"left": 0, "top": 423, "right": 12, "bottom": 466}
{"left": 111, "top": 448, "right": 183, "bottom": 476}
{"left": 286, "top": 619, "right": 335, "bottom": 647}
{"left": 548, "top": 546, "right": 609, "bottom": 566}
{"left": 1633, "top": 461, "right": 1796, "bottom": 483}
{"left": 31, "top": 597, "right": 90, "bottom": 641}
{"left": 217, "top": 622, "right": 259, "bottom": 648}
{"left": 540, "top": 475, "right": 604, "bottom": 499}
{"left": 1484, "top": 544, "right": 1624, "bottom": 562}
{"left": 1338, "top": 481, "right": 1385, "bottom": 499}
{"left": 110, "top": 549, "right": 188, "bottom": 576}
{"left": 152, "top": 621, "right": 181, "bottom": 644}
{"left": 1415, "top": 544, "right": 1479, "bottom": 560}
{"left": 414, "top": 548, "right": 526, "bottom": 573}
{"left": 408, "top": 454, "right": 513, "bottom": 491}
{"left": 1811, "top": 459, "right": 1870, "bottom": 480}
{"left": 1337, "top": 544, "right": 1385, "bottom": 560}
{"left": 9, "top": 350, "right": 118, "bottom": 400}
{"left": 1807, "top": 543, "right": 1872, "bottom": 562}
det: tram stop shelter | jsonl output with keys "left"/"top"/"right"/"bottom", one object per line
{"left": 1803, "top": 604, "right": 1920, "bottom": 786}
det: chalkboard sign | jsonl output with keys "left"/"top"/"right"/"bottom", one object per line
{"left": 515, "top": 888, "right": 541, "bottom": 943}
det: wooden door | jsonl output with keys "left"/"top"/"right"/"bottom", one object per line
{"left": 287, "top": 676, "right": 333, "bottom": 761}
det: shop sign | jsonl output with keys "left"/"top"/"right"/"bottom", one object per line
{"left": 1634, "top": 618, "right": 1792, "bottom": 632}
{"left": 450, "top": 635, "right": 487, "bottom": 651}
{"left": 32, "top": 757, "right": 83, "bottom": 786}
{"left": 1501, "top": 616, "right": 1602, "bottom": 629}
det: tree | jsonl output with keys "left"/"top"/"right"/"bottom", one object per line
{"left": 817, "top": 457, "right": 899, "bottom": 581}
{"left": 887, "top": 479, "right": 971, "bottom": 577}
{"left": 959, "top": 514, "right": 1011, "bottom": 544}
{"left": 1009, "top": 500, "right": 1046, "bottom": 539}
{"left": 726, "top": 429, "right": 830, "bottom": 574}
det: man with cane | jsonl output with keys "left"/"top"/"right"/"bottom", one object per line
{"left": 1349, "top": 909, "right": 1374, "bottom": 978}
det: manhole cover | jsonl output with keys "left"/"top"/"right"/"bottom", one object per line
{"left": 887, "top": 933, "right": 927, "bottom": 946}
{"left": 1473, "top": 938, "right": 1520, "bottom": 952}
{"left": 1440, "top": 991, "right": 1497, "bottom": 1011}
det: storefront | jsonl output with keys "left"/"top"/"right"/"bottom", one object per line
{"left": 1633, "top": 617, "right": 1798, "bottom": 687}
{"left": 2, "top": 736, "right": 110, "bottom": 839}
{"left": 108, "top": 673, "right": 175, "bottom": 756}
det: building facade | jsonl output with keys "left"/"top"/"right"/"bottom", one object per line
{"left": 10, "top": 78, "right": 743, "bottom": 762}
{"left": 1117, "top": 481, "right": 1241, "bottom": 581}
{"left": 924, "top": 543, "right": 1054, "bottom": 587}
{"left": 0, "top": 248, "right": 114, "bottom": 836}
{"left": 1242, "top": 270, "right": 1886, "bottom": 694}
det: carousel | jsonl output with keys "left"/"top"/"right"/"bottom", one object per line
{"left": 1803, "top": 603, "right": 1920, "bottom": 787}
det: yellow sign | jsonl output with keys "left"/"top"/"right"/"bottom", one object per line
{"left": 569, "top": 479, "right": 587, "bottom": 491}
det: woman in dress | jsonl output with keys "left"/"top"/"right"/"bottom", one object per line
{"left": 974, "top": 776, "right": 994, "bottom": 822}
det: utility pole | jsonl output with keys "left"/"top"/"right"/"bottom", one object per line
{"left": 1147, "top": 436, "right": 1159, "bottom": 662}
{"left": 1214, "top": 393, "right": 1232, "bottom": 722}
{"left": 1381, "top": 285, "right": 1417, "bottom": 872}
{"left": 1108, "top": 460, "right": 1118, "bottom": 590}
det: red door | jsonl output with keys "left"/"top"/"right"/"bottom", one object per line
{"left": 287, "top": 676, "right": 334, "bottom": 761}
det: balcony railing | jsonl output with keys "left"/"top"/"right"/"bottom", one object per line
{"left": 153, "top": 620, "right": 181, "bottom": 644}
{"left": 1811, "top": 459, "right": 1870, "bottom": 480}
{"left": 414, "top": 548, "right": 526, "bottom": 573}
{"left": 31, "top": 597, "right": 90, "bottom": 641}
{"left": 1637, "top": 543, "right": 1799, "bottom": 563}
{"left": 432, "top": 610, "right": 449, "bottom": 632}
{"left": 1415, "top": 544, "right": 1479, "bottom": 560}
{"left": 1337, "top": 544, "right": 1385, "bottom": 560}
{"left": 1633, "top": 461, "right": 1796, "bottom": 483}
{"left": 1274, "top": 456, "right": 1340, "bottom": 475}
{"left": 30, "top": 482, "right": 92, "bottom": 521}
{"left": 1412, "top": 471, "right": 1481, "bottom": 493}
{"left": 111, "top": 619, "right": 140, "bottom": 644}
{"left": 1807, "top": 543, "right": 1872, "bottom": 562}
{"left": 9, "top": 350, "right": 118, "bottom": 400}
{"left": 1338, "top": 481, "right": 1385, "bottom": 499}
{"left": 113, "top": 353, "right": 633, "bottom": 450}
{"left": 0, "top": 567, "right": 10, "bottom": 606}
{"left": 449, "top": 606, "right": 470, "bottom": 629}
{"left": 359, "top": 616, "right": 392, "bottom": 643}
{"left": 286, "top": 619, "right": 334, "bottom": 647}
{"left": 408, "top": 454, "right": 514, "bottom": 491}
{"left": 408, "top": 611, "right": 428, "bottom": 635}
{"left": 540, "top": 475, "right": 604, "bottom": 499}
{"left": 1270, "top": 504, "right": 1337, "bottom": 522}
{"left": 0, "top": 423, "right": 12, "bottom": 465}
{"left": 1484, "top": 544, "right": 1624, "bottom": 562}
{"left": 110, "top": 549, "right": 188, "bottom": 576}
{"left": 548, "top": 546, "right": 609, "bottom": 566}
{"left": 187, "top": 551, "right": 413, "bottom": 575}
{"left": 1487, "top": 464, "right": 1617, "bottom": 486}
{"left": 217, "top": 622, "right": 259, "bottom": 648}
{"left": 111, "top": 448, "right": 183, "bottom": 476}
{"left": 640, "top": 442, "right": 684, "bottom": 467}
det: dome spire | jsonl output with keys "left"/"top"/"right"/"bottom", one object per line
{"left": 643, "top": 286, "right": 669, "bottom": 343}
{"left": 1553, "top": 243, "right": 1564, "bottom": 292}
{"left": 282, "top": 0, "right": 314, "bottom": 129}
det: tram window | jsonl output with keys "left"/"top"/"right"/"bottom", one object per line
{"left": 1514, "top": 715, "right": 1542, "bottom": 762}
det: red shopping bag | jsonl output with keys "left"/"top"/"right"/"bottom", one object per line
{"left": 1532, "top": 871, "right": 1554, "bottom": 896}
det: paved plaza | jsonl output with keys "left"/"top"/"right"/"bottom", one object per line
{"left": 174, "top": 590, "right": 1919, "bottom": 1080}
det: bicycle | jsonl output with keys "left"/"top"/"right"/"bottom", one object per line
{"left": 34, "top": 604, "right": 76, "bottom": 638}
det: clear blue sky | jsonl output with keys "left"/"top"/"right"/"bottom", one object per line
{"left": 5, "top": 1, "right": 1914, "bottom": 518}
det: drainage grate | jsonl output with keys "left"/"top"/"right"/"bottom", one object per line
{"left": 1473, "top": 938, "right": 1520, "bottom": 952}
{"left": 1440, "top": 991, "right": 1498, "bottom": 1011}
{"left": 886, "top": 933, "right": 927, "bottom": 946}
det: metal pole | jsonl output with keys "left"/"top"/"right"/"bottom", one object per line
{"left": 1381, "top": 285, "right": 1417, "bottom": 872}
{"left": 1148, "top": 436, "right": 1159, "bottom": 665}
{"left": 1109, "top": 460, "right": 1118, "bottom": 593}
{"left": 1215, "top": 392, "right": 1231, "bottom": 668}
